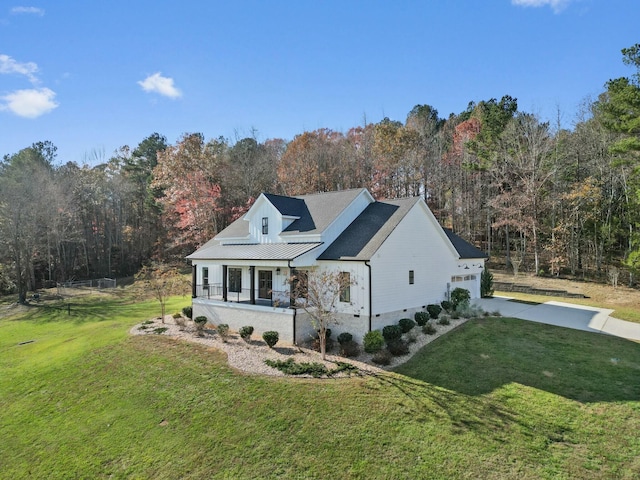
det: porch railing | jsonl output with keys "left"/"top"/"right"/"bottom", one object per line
{"left": 194, "top": 284, "right": 291, "bottom": 307}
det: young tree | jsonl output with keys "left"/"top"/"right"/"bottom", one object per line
{"left": 290, "top": 269, "right": 354, "bottom": 360}
{"left": 134, "top": 264, "right": 189, "bottom": 322}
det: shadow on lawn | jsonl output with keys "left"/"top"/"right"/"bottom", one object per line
{"left": 393, "top": 318, "right": 640, "bottom": 403}
{"left": 369, "top": 371, "right": 525, "bottom": 438}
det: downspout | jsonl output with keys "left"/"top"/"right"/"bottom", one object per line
{"left": 288, "top": 260, "right": 296, "bottom": 345}
{"left": 365, "top": 260, "right": 372, "bottom": 332}
{"left": 191, "top": 264, "right": 197, "bottom": 298}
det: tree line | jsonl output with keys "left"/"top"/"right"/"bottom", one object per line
{"left": 1, "top": 44, "right": 639, "bottom": 299}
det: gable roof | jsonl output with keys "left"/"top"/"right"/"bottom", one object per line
{"left": 215, "top": 188, "right": 367, "bottom": 240}
{"left": 442, "top": 228, "right": 487, "bottom": 259}
{"left": 318, "top": 197, "right": 420, "bottom": 261}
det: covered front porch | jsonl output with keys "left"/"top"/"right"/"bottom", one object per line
{"left": 191, "top": 263, "right": 296, "bottom": 308}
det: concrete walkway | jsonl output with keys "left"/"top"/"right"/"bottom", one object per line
{"left": 472, "top": 296, "right": 640, "bottom": 342}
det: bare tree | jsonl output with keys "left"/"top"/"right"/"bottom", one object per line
{"left": 134, "top": 264, "right": 189, "bottom": 322}
{"left": 290, "top": 268, "right": 354, "bottom": 360}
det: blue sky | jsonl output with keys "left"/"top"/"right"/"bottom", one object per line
{"left": 1, "top": 0, "right": 638, "bottom": 164}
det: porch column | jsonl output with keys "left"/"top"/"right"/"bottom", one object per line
{"left": 222, "top": 265, "right": 228, "bottom": 302}
{"left": 249, "top": 266, "right": 256, "bottom": 304}
{"left": 191, "top": 264, "right": 197, "bottom": 298}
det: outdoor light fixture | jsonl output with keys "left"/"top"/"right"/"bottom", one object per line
{"left": 276, "top": 267, "right": 281, "bottom": 275}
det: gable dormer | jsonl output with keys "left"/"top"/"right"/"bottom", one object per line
{"left": 242, "top": 193, "right": 303, "bottom": 243}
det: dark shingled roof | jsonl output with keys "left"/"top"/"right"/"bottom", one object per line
{"left": 263, "top": 193, "right": 307, "bottom": 218}
{"left": 215, "top": 188, "right": 366, "bottom": 239}
{"left": 318, "top": 197, "right": 419, "bottom": 261}
{"left": 443, "top": 228, "right": 487, "bottom": 259}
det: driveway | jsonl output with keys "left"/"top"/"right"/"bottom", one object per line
{"left": 472, "top": 296, "right": 640, "bottom": 342}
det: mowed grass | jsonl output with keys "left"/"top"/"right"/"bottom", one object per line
{"left": 2, "top": 296, "right": 640, "bottom": 479}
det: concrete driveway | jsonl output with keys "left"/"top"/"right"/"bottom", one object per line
{"left": 472, "top": 296, "right": 640, "bottom": 342}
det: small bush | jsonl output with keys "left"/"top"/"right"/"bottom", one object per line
{"left": 386, "top": 339, "right": 410, "bottom": 356}
{"left": 194, "top": 315, "right": 207, "bottom": 336}
{"left": 239, "top": 325, "right": 254, "bottom": 342}
{"left": 172, "top": 312, "right": 182, "bottom": 319}
{"left": 263, "top": 331, "right": 279, "bottom": 348}
{"left": 451, "top": 287, "right": 471, "bottom": 310}
{"left": 153, "top": 327, "right": 168, "bottom": 334}
{"left": 312, "top": 337, "right": 334, "bottom": 353}
{"left": 339, "top": 340, "right": 360, "bottom": 358}
{"left": 182, "top": 306, "right": 193, "bottom": 319}
{"left": 382, "top": 324, "right": 402, "bottom": 342}
{"left": 440, "top": 300, "right": 453, "bottom": 313}
{"left": 437, "top": 316, "right": 451, "bottom": 326}
{"left": 450, "top": 310, "right": 460, "bottom": 320}
{"left": 405, "top": 330, "right": 419, "bottom": 344}
{"left": 398, "top": 318, "right": 416, "bottom": 333}
{"left": 142, "top": 319, "right": 154, "bottom": 325}
{"left": 422, "top": 322, "right": 437, "bottom": 335}
{"left": 414, "top": 311, "right": 429, "bottom": 326}
{"left": 492, "top": 310, "right": 502, "bottom": 317}
{"left": 371, "top": 349, "right": 392, "bottom": 365}
{"left": 337, "top": 332, "right": 353, "bottom": 345}
{"left": 317, "top": 328, "right": 332, "bottom": 340}
{"left": 175, "top": 316, "right": 186, "bottom": 330}
{"left": 427, "top": 304, "right": 442, "bottom": 319}
{"left": 264, "top": 358, "right": 358, "bottom": 377}
{"left": 363, "top": 330, "right": 385, "bottom": 353}
{"left": 217, "top": 323, "right": 230, "bottom": 341}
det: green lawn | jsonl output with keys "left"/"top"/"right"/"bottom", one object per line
{"left": 1, "top": 296, "right": 640, "bottom": 479}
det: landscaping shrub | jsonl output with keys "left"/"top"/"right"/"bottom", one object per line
{"left": 174, "top": 316, "right": 186, "bottom": 330}
{"left": 217, "top": 323, "right": 230, "bottom": 341}
{"left": 440, "top": 300, "right": 452, "bottom": 313}
{"left": 339, "top": 340, "right": 360, "bottom": 358}
{"left": 371, "top": 349, "right": 392, "bottom": 365}
{"left": 182, "top": 306, "right": 193, "bottom": 319}
{"left": 382, "top": 324, "right": 402, "bottom": 342}
{"left": 194, "top": 316, "right": 207, "bottom": 336}
{"left": 363, "top": 330, "right": 384, "bottom": 353}
{"left": 405, "top": 330, "right": 418, "bottom": 344}
{"left": 386, "top": 339, "right": 410, "bottom": 356}
{"left": 437, "top": 316, "right": 451, "bottom": 326}
{"left": 153, "top": 327, "right": 168, "bottom": 334}
{"left": 422, "top": 322, "right": 437, "bottom": 335}
{"left": 427, "top": 304, "right": 442, "bottom": 319}
{"left": 450, "top": 310, "right": 460, "bottom": 320}
{"left": 264, "top": 358, "right": 358, "bottom": 377}
{"left": 398, "top": 318, "right": 416, "bottom": 333}
{"left": 172, "top": 312, "right": 182, "bottom": 319}
{"left": 337, "top": 332, "right": 353, "bottom": 345}
{"left": 239, "top": 325, "right": 254, "bottom": 342}
{"left": 263, "top": 331, "right": 279, "bottom": 348}
{"left": 414, "top": 311, "right": 429, "bottom": 326}
{"left": 451, "top": 287, "right": 471, "bottom": 310}
{"left": 481, "top": 268, "right": 494, "bottom": 297}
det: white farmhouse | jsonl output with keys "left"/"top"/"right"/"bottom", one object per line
{"left": 187, "top": 188, "right": 486, "bottom": 344}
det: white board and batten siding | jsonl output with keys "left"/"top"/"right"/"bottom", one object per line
{"left": 244, "top": 196, "right": 283, "bottom": 244}
{"left": 370, "top": 202, "right": 457, "bottom": 318}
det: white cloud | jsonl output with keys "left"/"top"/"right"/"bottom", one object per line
{"left": 138, "top": 72, "right": 182, "bottom": 99}
{"left": 0, "top": 87, "right": 58, "bottom": 118}
{"left": 511, "top": 0, "right": 572, "bottom": 13}
{"left": 0, "top": 53, "right": 39, "bottom": 84}
{"left": 10, "top": 6, "right": 45, "bottom": 16}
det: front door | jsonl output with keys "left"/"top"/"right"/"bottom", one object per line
{"left": 258, "top": 270, "right": 272, "bottom": 300}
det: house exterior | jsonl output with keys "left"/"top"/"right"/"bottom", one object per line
{"left": 187, "top": 188, "right": 486, "bottom": 344}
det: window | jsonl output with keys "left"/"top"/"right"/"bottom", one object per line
{"left": 262, "top": 217, "right": 269, "bottom": 235}
{"left": 202, "top": 267, "right": 209, "bottom": 286}
{"left": 339, "top": 272, "right": 350, "bottom": 303}
{"left": 409, "top": 270, "right": 414, "bottom": 285}
{"left": 229, "top": 268, "right": 242, "bottom": 293}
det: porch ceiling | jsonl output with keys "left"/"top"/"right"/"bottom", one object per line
{"left": 186, "top": 242, "right": 322, "bottom": 261}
